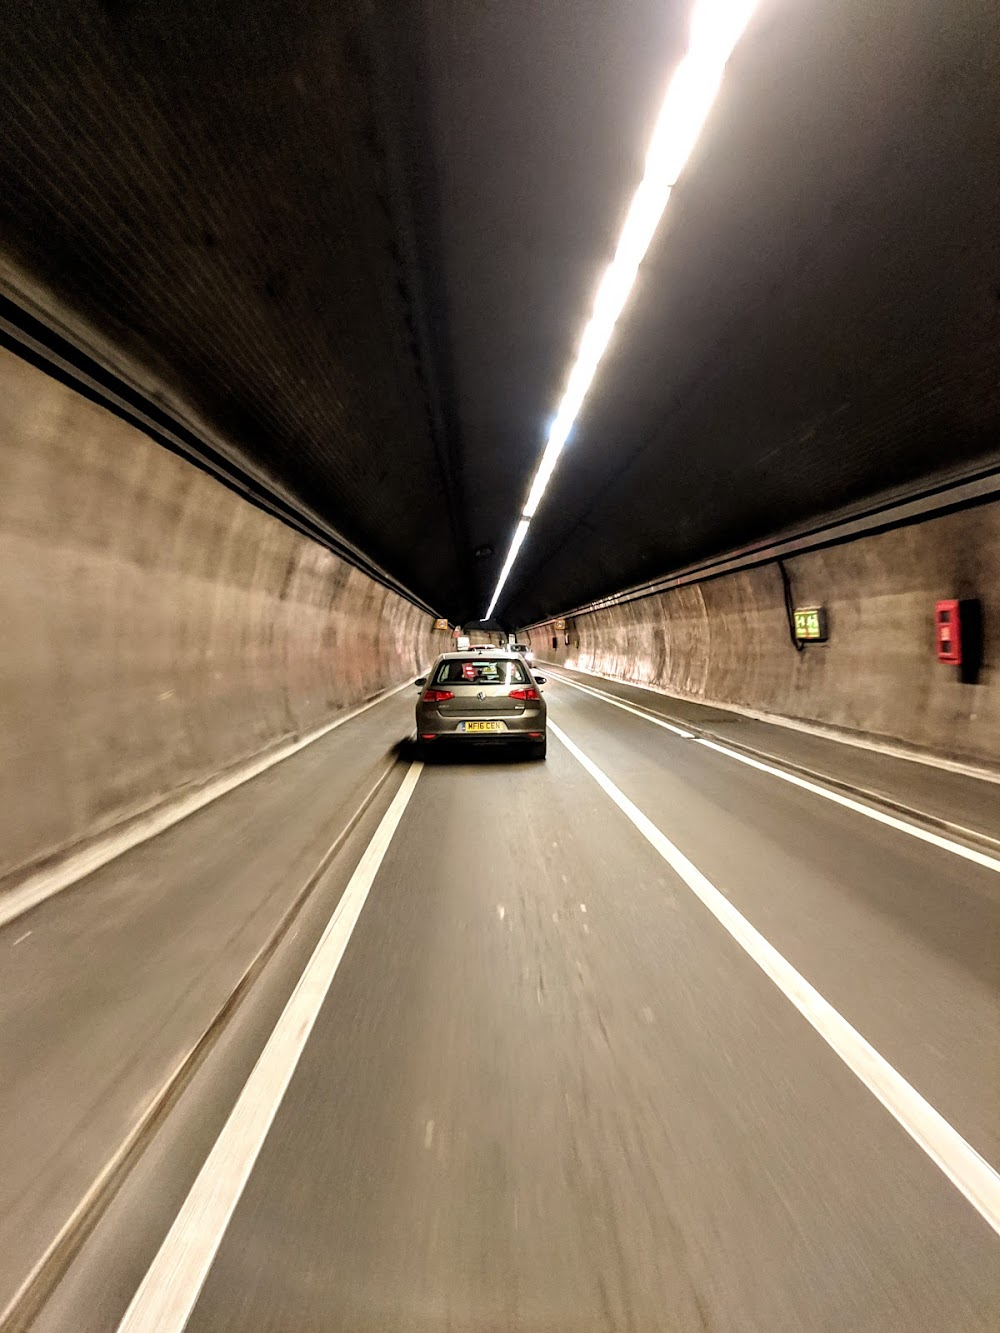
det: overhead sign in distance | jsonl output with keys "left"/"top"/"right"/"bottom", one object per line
{"left": 793, "top": 607, "right": 828, "bottom": 642}
{"left": 554, "top": 617, "right": 567, "bottom": 632}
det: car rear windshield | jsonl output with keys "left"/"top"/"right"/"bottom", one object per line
{"left": 433, "top": 659, "right": 530, "bottom": 686}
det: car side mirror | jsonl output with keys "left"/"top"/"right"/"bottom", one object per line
{"left": 534, "top": 675, "right": 547, "bottom": 685}
{"left": 414, "top": 677, "right": 427, "bottom": 688}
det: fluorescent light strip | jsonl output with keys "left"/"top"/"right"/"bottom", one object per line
{"left": 484, "top": 0, "right": 758, "bottom": 620}
{"left": 485, "top": 518, "right": 529, "bottom": 618}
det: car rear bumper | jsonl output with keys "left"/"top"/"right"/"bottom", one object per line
{"left": 416, "top": 707, "right": 545, "bottom": 737}
{"left": 419, "top": 729, "right": 544, "bottom": 742}
{"left": 417, "top": 724, "right": 545, "bottom": 741}
{"left": 416, "top": 713, "right": 545, "bottom": 742}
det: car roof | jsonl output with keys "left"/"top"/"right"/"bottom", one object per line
{"left": 435, "top": 650, "right": 519, "bottom": 661}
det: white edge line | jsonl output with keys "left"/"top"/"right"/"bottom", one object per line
{"left": 117, "top": 760, "right": 424, "bottom": 1333}
{"left": 694, "top": 737, "right": 1000, "bottom": 875}
{"left": 548, "top": 719, "right": 1000, "bottom": 1238}
{"left": 549, "top": 670, "right": 694, "bottom": 738}
{"left": 0, "top": 756, "right": 399, "bottom": 1329}
{"left": 0, "top": 1041, "right": 203, "bottom": 1330}
{"left": 0, "top": 675, "right": 423, "bottom": 931}
{"left": 541, "top": 659, "right": 1000, "bottom": 786}
{"left": 548, "top": 665, "right": 1000, "bottom": 875}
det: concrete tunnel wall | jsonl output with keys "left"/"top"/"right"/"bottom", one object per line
{"left": 527, "top": 503, "right": 1000, "bottom": 769}
{"left": 0, "top": 344, "right": 446, "bottom": 885}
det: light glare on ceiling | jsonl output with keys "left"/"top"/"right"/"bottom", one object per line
{"left": 485, "top": 518, "right": 530, "bottom": 618}
{"left": 485, "top": 0, "right": 759, "bottom": 619}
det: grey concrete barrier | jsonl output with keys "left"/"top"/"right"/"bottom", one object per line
{"left": 0, "top": 346, "right": 441, "bottom": 883}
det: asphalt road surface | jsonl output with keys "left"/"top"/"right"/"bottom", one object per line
{"left": 5, "top": 674, "right": 1000, "bottom": 1331}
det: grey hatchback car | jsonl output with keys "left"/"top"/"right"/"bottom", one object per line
{"left": 415, "top": 652, "right": 548, "bottom": 759}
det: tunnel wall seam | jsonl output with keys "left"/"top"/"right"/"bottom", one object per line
{"left": 0, "top": 272, "right": 435, "bottom": 614}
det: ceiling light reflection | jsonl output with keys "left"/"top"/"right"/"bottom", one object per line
{"left": 485, "top": 0, "right": 759, "bottom": 619}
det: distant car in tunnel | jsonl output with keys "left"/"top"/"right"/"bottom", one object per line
{"left": 415, "top": 652, "right": 547, "bottom": 759}
{"left": 510, "top": 641, "right": 534, "bottom": 665}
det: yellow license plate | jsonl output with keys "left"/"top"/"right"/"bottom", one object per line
{"left": 461, "top": 720, "right": 504, "bottom": 733}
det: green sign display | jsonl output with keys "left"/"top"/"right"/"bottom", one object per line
{"left": 793, "top": 607, "right": 827, "bottom": 642}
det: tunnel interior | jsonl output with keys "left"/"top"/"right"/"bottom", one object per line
{"left": 3, "top": 2, "right": 1000, "bottom": 1329}
{"left": 3, "top": 0, "right": 1000, "bottom": 628}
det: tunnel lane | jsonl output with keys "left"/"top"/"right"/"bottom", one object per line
{"left": 7, "top": 677, "right": 1000, "bottom": 1330}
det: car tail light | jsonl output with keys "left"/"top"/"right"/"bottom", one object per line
{"left": 421, "top": 688, "right": 454, "bottom": 703}
{"left": 509, "top": 687, "right": 540, "bottom": 701}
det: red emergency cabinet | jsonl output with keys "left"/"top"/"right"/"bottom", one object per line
{"left": 935, "top": 600, "right": 962, "bottom": 665}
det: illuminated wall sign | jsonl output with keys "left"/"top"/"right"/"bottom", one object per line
{"left": 793, "top": 607, "right": 828, "bottom": 642}
{"left": 554, "top": 617, "right": 567, "bottom": 631}
{"left": 434, "top": 618, "right": 450, "bottom": 631}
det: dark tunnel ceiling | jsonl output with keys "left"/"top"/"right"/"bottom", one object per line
{"left": 2, "top": 0, "right": 1000, "bottom": 626}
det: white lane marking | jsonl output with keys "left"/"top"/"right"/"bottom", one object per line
{"left": 0, "top": 757, "right": 401, "bottom": 1330}
{"left": 11, "top": 930, "right": 31, "bottom": 946}
{"left": 548, "top": 719, "right": 1000, "bottom": 1238}
{"left": 542, "top": 660, "right": 1000, "bottom": 786}
{"left": 551, "top": 665, "right": 1000, "bottom": 875}
{"left": 424, "top": 1120, "right": 435, "bottom": 1150}
{"left": 0, "top": 676, "right": 421, "bottom": 932}
{"left": 497, "top": 904, "right": 506, "bottom": 920}
{"left": 548, "top": 670, "right": 694, "bottom": 738}
{"left": 694, "top": 738, "right": 1000, "bottom": 877}
{"left": 117, "top": 761, "right": 424, "bottom": 1333}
